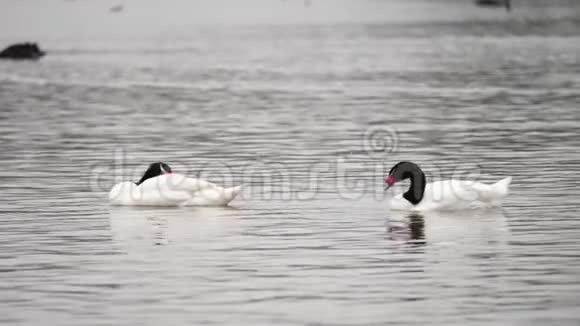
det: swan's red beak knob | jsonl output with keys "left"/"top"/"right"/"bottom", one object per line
{"left": 384, "top": 175, "right": 394, "bottom": 190}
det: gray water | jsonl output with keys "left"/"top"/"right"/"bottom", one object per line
{"left": 1, "top": 1, "right": 580, "bottom": 325}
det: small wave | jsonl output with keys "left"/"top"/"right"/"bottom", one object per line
{"left": 0, "top": 75, "right": 217, "bottom": 92}
{"left": 48, "top": 47, "right": 203, "bottom": 56}
{"left": 1, "top": 74, "right": 577, "bottom": 99}
{"left": 0, "top": 75, "right": 48, "bottom": 86}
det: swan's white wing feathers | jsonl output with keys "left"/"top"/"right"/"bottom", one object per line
{"left": 390, "top": 177, "right": 512, "bottom": 211}
{"left": 108, "top": 174, "right": 242, "bottom": 206}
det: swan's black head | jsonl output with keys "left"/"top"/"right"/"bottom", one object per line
{"left": 385, "top": 161, "right": 422, "bottom": 188}
{"left": 136, "top": 162, "right": 172, "bottom": 185}
{"left": 384, "top": 161, "right": 426, "bottom": 205}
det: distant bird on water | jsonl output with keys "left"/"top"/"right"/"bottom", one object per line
{"left": 0, "top": 43, "right": 45, "bottom": 60}
{"left": 109, "top": 5, "right": 124, "bottom": 13}
{"left": 475, "top": 0, "right": 511, "bottom": 11}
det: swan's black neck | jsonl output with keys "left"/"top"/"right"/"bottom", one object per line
{"left": 136, "top": 162, "right": 172, "bottom": 185}
{"left": 389, "top": 161, "right": 426, "bottom": 205}
{"left": 403, "top": 176, "right": 426, "bottom": 205}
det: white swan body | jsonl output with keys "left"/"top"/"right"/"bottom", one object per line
{"left": 389, "top": 177, "right": 511, "bottom": 211}
{"left": 109, "top": 174, "right": 241, "bottom": 207}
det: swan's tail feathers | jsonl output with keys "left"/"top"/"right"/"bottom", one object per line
{"left": 223, "top": 185, "right": 243, "bottom": 204}
{"left": 187, "top": 185, "right": 243, "bottom": 206}
{"left": 493, "top": 177, "right": 512, "bottom": 198}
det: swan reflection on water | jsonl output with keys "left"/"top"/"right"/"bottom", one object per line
{"left": 147, "top": 215, "right": 169, "bottom": 246}
{"left": 386, "top": 213, "right": 426, "bottom": 243}
{"left": 108, "top": 206, "right": 241, "bottom": 249}
{"left": 385, "top": 209, "right": 510, "bottom": 247}
{"left": 385, "top": 209, "right": 513, "bottom": 298}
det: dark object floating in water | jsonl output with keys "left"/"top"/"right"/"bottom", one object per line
{"left": 109, "top": 5, "right": 124, "bottom": 13}
{"left": 475, "top": 0, "right": 511, "bottom": 11}
{"left": 0, "top": 43, "right": 46, "bottom": 60}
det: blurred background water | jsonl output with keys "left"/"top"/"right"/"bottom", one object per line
{"left": 1, "top": 0, "right": 580, "bottom": 325}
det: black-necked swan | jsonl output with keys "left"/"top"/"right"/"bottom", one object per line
{"left": 109, "top": 162, "right": 242, "bottom": 206}
{"left": 384, "top": 161, "right": 511, "bottom": 211}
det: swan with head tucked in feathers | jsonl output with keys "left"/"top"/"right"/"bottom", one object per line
{"left": 109, "top": 162, "right": 242, "bottom": 206}
{"left": 384, "top": 161, "right": 511, "bottom": 211}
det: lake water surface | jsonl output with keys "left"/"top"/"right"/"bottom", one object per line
{"left": 1, "top": 1, "right": 580, "bottom": 325}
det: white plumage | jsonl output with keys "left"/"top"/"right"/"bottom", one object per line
{"left": 109, "top": 163, "right": 241, "bottom": 207}
{"left": 389, "top": 177, "right": 511, "bottom": 211}
{"left": 385, "top": 161, "right": 511, "bottom": 211}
